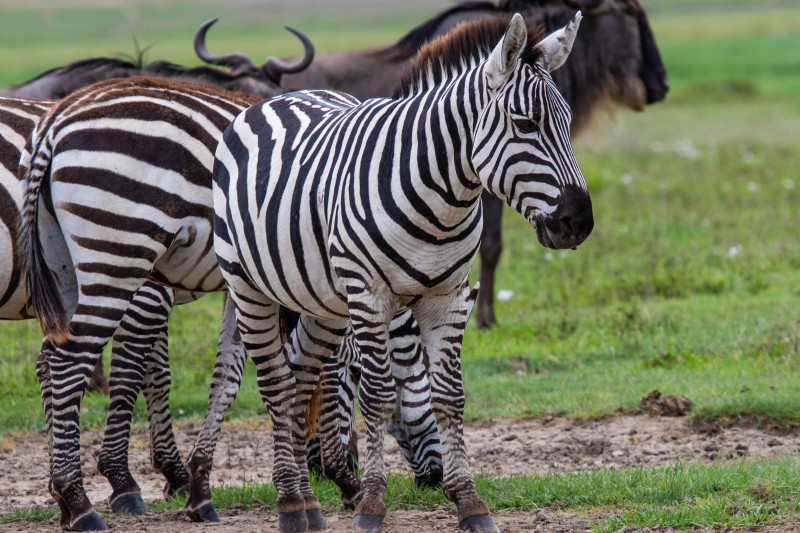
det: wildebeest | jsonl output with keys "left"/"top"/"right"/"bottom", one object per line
{"left": 0, "top": 22, "right": 313, "bottom": 101}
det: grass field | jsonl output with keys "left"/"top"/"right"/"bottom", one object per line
{"left": 1, "top": 0, "right": 799, "bottom": 529}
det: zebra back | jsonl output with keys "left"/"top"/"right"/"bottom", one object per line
{"left": 19, "top": 76, "right": 261, "bottom": 341}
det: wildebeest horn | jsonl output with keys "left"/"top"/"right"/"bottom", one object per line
{"left": 262, "top": 27, "right": 315, "bottom": 81}
{"left": 194, "top": 18, "right": 256, "bottom": 71}
{"left": 563, "top": 0, "right": 608, "bottom": 13}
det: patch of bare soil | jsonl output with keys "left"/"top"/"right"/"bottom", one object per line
{"left": 1, "top": 414, "right": 799, "bottom": 526}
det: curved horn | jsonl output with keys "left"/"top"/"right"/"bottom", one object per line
{"left": 262, "top": 26, "right": 315, "bottom": 81}
{"left": 563, "top": 0, "right": 607, "bottom": 12}
{"left": 194, "top": 18, "right": 256, "bottom": 71}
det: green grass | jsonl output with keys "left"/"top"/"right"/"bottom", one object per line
{"left": 4, "top": 457, "right": 800, "bottom": 530}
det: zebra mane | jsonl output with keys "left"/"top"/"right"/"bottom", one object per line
{"left": 394, "top": 16, "right": 546, "bottom": 98}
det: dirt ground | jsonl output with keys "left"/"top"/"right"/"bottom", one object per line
{"left": 1, "top": 414, "right": 799, "bottom": 531}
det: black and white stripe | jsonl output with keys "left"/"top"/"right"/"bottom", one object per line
{"left": 213, "top": 13, "right": 591, "bottom": 532}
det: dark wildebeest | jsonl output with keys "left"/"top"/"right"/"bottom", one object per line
{"left": 0, "top": 26, "right": 313, "bottom": 101}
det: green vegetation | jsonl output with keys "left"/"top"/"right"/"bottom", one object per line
{"left": 0, "top": 0, "right": 799, "bottom": 529}
{"left": 5, "top": 457, "right": 800, "bottom": 530}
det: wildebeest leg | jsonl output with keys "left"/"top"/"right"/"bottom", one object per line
{"left": 412, "top": 281, "right": 498, "bottom": 533}
{"left": 185, "top": 295, "right": 245, "bottom": 523}
{"left": 477, "top": 191, "right": 503, "bottom": 329}
{"left": 87, "top": 359, "right": 109, "bottom": 396}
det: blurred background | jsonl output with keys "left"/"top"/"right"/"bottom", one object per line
{"left": 0, "top": 0, "right": 798, "bottom": 432}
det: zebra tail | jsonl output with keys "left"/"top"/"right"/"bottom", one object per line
{"left": 18, "top": 123, "right": 70, "bottom": 345}
{"left": 278, "top": 306, "right": 321, "bottom": 437}
{"left": 305, "top": 380, "right": 322, "bottom": 439}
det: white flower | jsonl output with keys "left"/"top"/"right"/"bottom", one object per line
{"left": 496, "top": 289, "right": 515, "bottom": 302}
{"left": 676, "top": 139, "right": 701, "bottom": 160}
{"left": 783, "top": 179, "right": 795, "bottom": 190}
{"left": 746, "top": 182, "right": 760, "bottom": 193}
{"left": 727, "top": 245, "right": 742, "bottom": 258}
{"left": 619, "top": 173, "right": 635, "bottom": 185}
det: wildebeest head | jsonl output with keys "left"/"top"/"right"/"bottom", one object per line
{"left": 559, "top": 0, "right": 669, "bottom": 110}
{"left": 189, "top": 18, "right": 314, "bottom": 93}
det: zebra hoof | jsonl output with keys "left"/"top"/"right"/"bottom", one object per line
{"left": 277, "top": 509, "right": 308, "bottom": 533}
{"left": 352, "top": 513, "right": 384, "bottom": 533}
{"left": 341, "top": 489, "right": 362, "bottom": 510}
{"left": 109, "top": 492, "right": 148, "bottom": 515}
{"left": 305, "top": 508, "right": 328, "bottom": 530}
{"left": 69, "top": 511, "right": 108, "bottom": 531}
{"left": 458, "top": 514, "right": 500, "bottom": 533}
{"left": 186, "top": 502, "right": 220, "bottom": 523}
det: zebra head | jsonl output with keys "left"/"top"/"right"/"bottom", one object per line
{"left": 474, "top": 12, "right": 593, "bottom": 250}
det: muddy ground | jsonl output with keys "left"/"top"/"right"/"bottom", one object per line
{"left": 1, "top": 414, "right": 799, "bottom": 531}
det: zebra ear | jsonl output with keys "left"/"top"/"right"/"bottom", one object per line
{"left": 485, "top": 13, "right": 528, "bottom": 90}
{"left": 535, "top": 11, "right": 582, "bottom": 73}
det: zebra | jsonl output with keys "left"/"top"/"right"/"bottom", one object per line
{"left": 212, "top": 12, "right": 592, "bottom": 533}
{"left": 17, "top": 77, "right": 265, "bottom": 531}
{"left": 1, "top": 97, "right": 192, "bottom": 514}
{"left": 19, "top": 76, "right": 424, "bottom": 530}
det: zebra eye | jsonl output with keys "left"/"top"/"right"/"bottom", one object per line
{"left": 513, "top": 118, "right": 539, "bottom": 134}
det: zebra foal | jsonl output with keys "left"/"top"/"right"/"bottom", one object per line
{"left": 213, "top": 12, "right": 592, "bottom": 533}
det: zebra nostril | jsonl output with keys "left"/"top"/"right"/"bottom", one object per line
{"left": 559, "top": 214, "right": 575, "bottom": 236}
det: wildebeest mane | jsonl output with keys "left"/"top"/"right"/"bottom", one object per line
{"left": 146, "top": 61, "right": 247, "bottom": 85}
{"left": 374, "top": 1, "right": 500, "bottom": 61}
{"left": 394, "top": 16, "right": 545, "bottom": 98}
{"left": 11, "top": 56, "right": 143, "bottom": 87}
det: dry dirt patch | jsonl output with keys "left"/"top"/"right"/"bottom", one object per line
{"left": 2, "top": 414, "right": 798, "bottom": 515}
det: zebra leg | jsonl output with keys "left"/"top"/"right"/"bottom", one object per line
{"left": 477, "top": 191, "right": 503, "bottom": 329}
{"left": 412, "top": 284, "right": 498, "bottom": 533}
{"left": 315, "top": 339, "right": 362, "bottom": 509}
{"left": 226, "top": 288, "right": 307, "bottom": 533}
{"left": 47, "top": 287, "right": 146, "bottom": 532}
{"left": 36, "top": 341, "right": 55, "bottom": 462}
{"left": 185, "top": 295, "right": 246, "bottom": 523}
{"left": 140, "top": 304, "right": 192, "bottom": 501}
{"left": 286, "top": 316, "right": 349, "bottom": 529}
{"left": 338, "top": 339, "right": 361, "bottom": 473}
{"left": 386, "top": 314, "right": 443, "bottom": 488}
{"left": 348, "top": 295, "right": 396, "bottom": 533}
{"left": 97, "top": 283, "right": 179, "bottom": 515}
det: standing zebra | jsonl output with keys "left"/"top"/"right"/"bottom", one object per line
{"left": 18, "top": 78, "right": 263, "bottom": 531}
{"left": 1, "top": 97, "right": 192, "bottom": 513}
{"left": 213, "top": 12, "right": 591, "bottom": 533}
